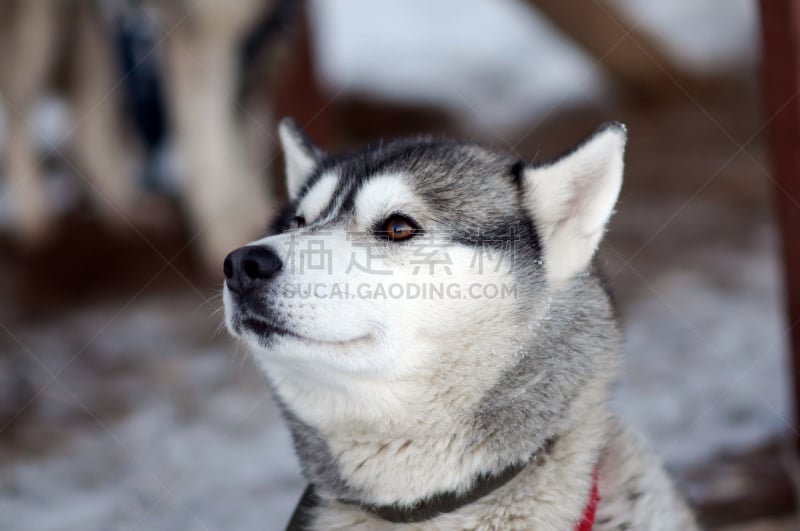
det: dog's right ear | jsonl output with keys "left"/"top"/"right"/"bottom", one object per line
{"left": 279, "top": 118, "right": 324, "bottom": 200}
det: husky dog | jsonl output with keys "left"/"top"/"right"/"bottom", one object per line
{"left": 223, "top": 119, "right": 698, "bottom": 530}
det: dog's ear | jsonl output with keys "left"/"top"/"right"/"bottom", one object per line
{"left": 523, "top": 122, "right": 626, "bottom": 287}
{"left": 279, "top": 118, "right": 324, "bottom": 200}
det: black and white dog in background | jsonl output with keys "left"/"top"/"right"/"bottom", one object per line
{"left": 222, "top": 119, "right": 699, "bottom": 530}
{"left": 0, "top": 0, "right": 295, "bottom": 267}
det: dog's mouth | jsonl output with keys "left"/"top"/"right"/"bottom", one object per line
{"left": 233, "top": 315, "right": 371, "bottom": 346}
{"left": 225, "top": 288, "right": 372, "bottom": 346}
{"left": 240, "top": 318, "right": 299, "bottom": 340}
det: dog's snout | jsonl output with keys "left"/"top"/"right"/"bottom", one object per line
{"left": 224, "top": 246, "right": 282, "bottom": 293}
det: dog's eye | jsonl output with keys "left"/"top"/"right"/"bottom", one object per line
{"left": 378, "top": 215, "right": 418, "bottom": 242}
{"left": 292, "top": 215, "right": 306, "bottom": 229}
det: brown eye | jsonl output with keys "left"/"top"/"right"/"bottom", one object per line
{"left": 381, "top": 215, "right": 417, "bottom": 242}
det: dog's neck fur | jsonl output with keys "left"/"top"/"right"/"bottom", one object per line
{"left": 313, "top": 387, "right": 610, "bottom": 530}
{"left": 266, "top": 277, "right": 619, "bottom": 525}
{"left": 277, "top": 377, "right": 612, "bottom": 530}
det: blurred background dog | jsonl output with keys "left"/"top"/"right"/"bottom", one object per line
{"left": 0, "top": 0, "right": 297, "bottom": 268}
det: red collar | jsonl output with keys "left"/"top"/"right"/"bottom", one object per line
{"left": 574, "top": 464, "right": 601, "bottom": 531}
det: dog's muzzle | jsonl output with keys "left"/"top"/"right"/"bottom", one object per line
{"left": 223, "top": 245, "right": 282, "bottom": 295}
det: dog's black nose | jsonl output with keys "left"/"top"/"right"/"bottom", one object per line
{"left": 223, "top": 246, "right": 282, "bottom": 294}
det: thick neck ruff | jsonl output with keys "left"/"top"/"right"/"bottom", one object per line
{"left": 284, "top": 439, "right": 600, "bottom": 530}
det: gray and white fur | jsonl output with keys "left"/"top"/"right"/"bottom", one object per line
{"left": 223, "top": 118, "right": 699, "bottom": 530}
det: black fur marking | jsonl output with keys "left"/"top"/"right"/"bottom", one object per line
{"left": 285, "top": 485, "right": 319, "bottom": 531}
{"left": 282, "top": 135, "right": 545, "bottom": 262}
{"left": 509, "top": 160, "right": 526, "bottom": 187}
{"left": 627, "top": 490, "right": 643, "bottom": 503}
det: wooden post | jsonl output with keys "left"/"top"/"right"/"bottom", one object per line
{"left": 759, "top": 0, "right": 800, "bottom": 446}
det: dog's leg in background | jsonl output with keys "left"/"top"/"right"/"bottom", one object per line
{"left": 0, "top": 0, "right": 59, "bottom": 241}
{"left": 162, "top": 0, "right": 274, "bottom": 270}
{"left": 68, "top": 0, "right": 138, "bottom": 225}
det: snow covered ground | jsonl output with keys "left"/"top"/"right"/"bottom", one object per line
{"left": 607, "top": 201, "right": 788, "bottom": 470}
{"left": 0, "top": 296, "right": 306, "bottom": 531}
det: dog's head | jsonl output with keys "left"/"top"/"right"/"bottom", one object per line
{"left": 223, "top": 119, "right": 625, "bottom": 429}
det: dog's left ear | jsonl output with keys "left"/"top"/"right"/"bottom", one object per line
{"left": 523, "top": 122, "right": 626, "bottom": 288}
{"left": 279, "top": 118, "right": 324, "bottom": 200}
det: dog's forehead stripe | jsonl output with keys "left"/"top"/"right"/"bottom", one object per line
{"left": 354, "top": 174, "right": 417, "bottom": 225}
{"left": 298, "top": 171, "right": 339, "bottom": 224}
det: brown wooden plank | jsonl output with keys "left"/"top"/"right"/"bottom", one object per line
{"left": 525, "top": 0, "right": 696, "bottom": 103}
{"left": 759, "top": 0, "right": 800, "bottom": 448}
